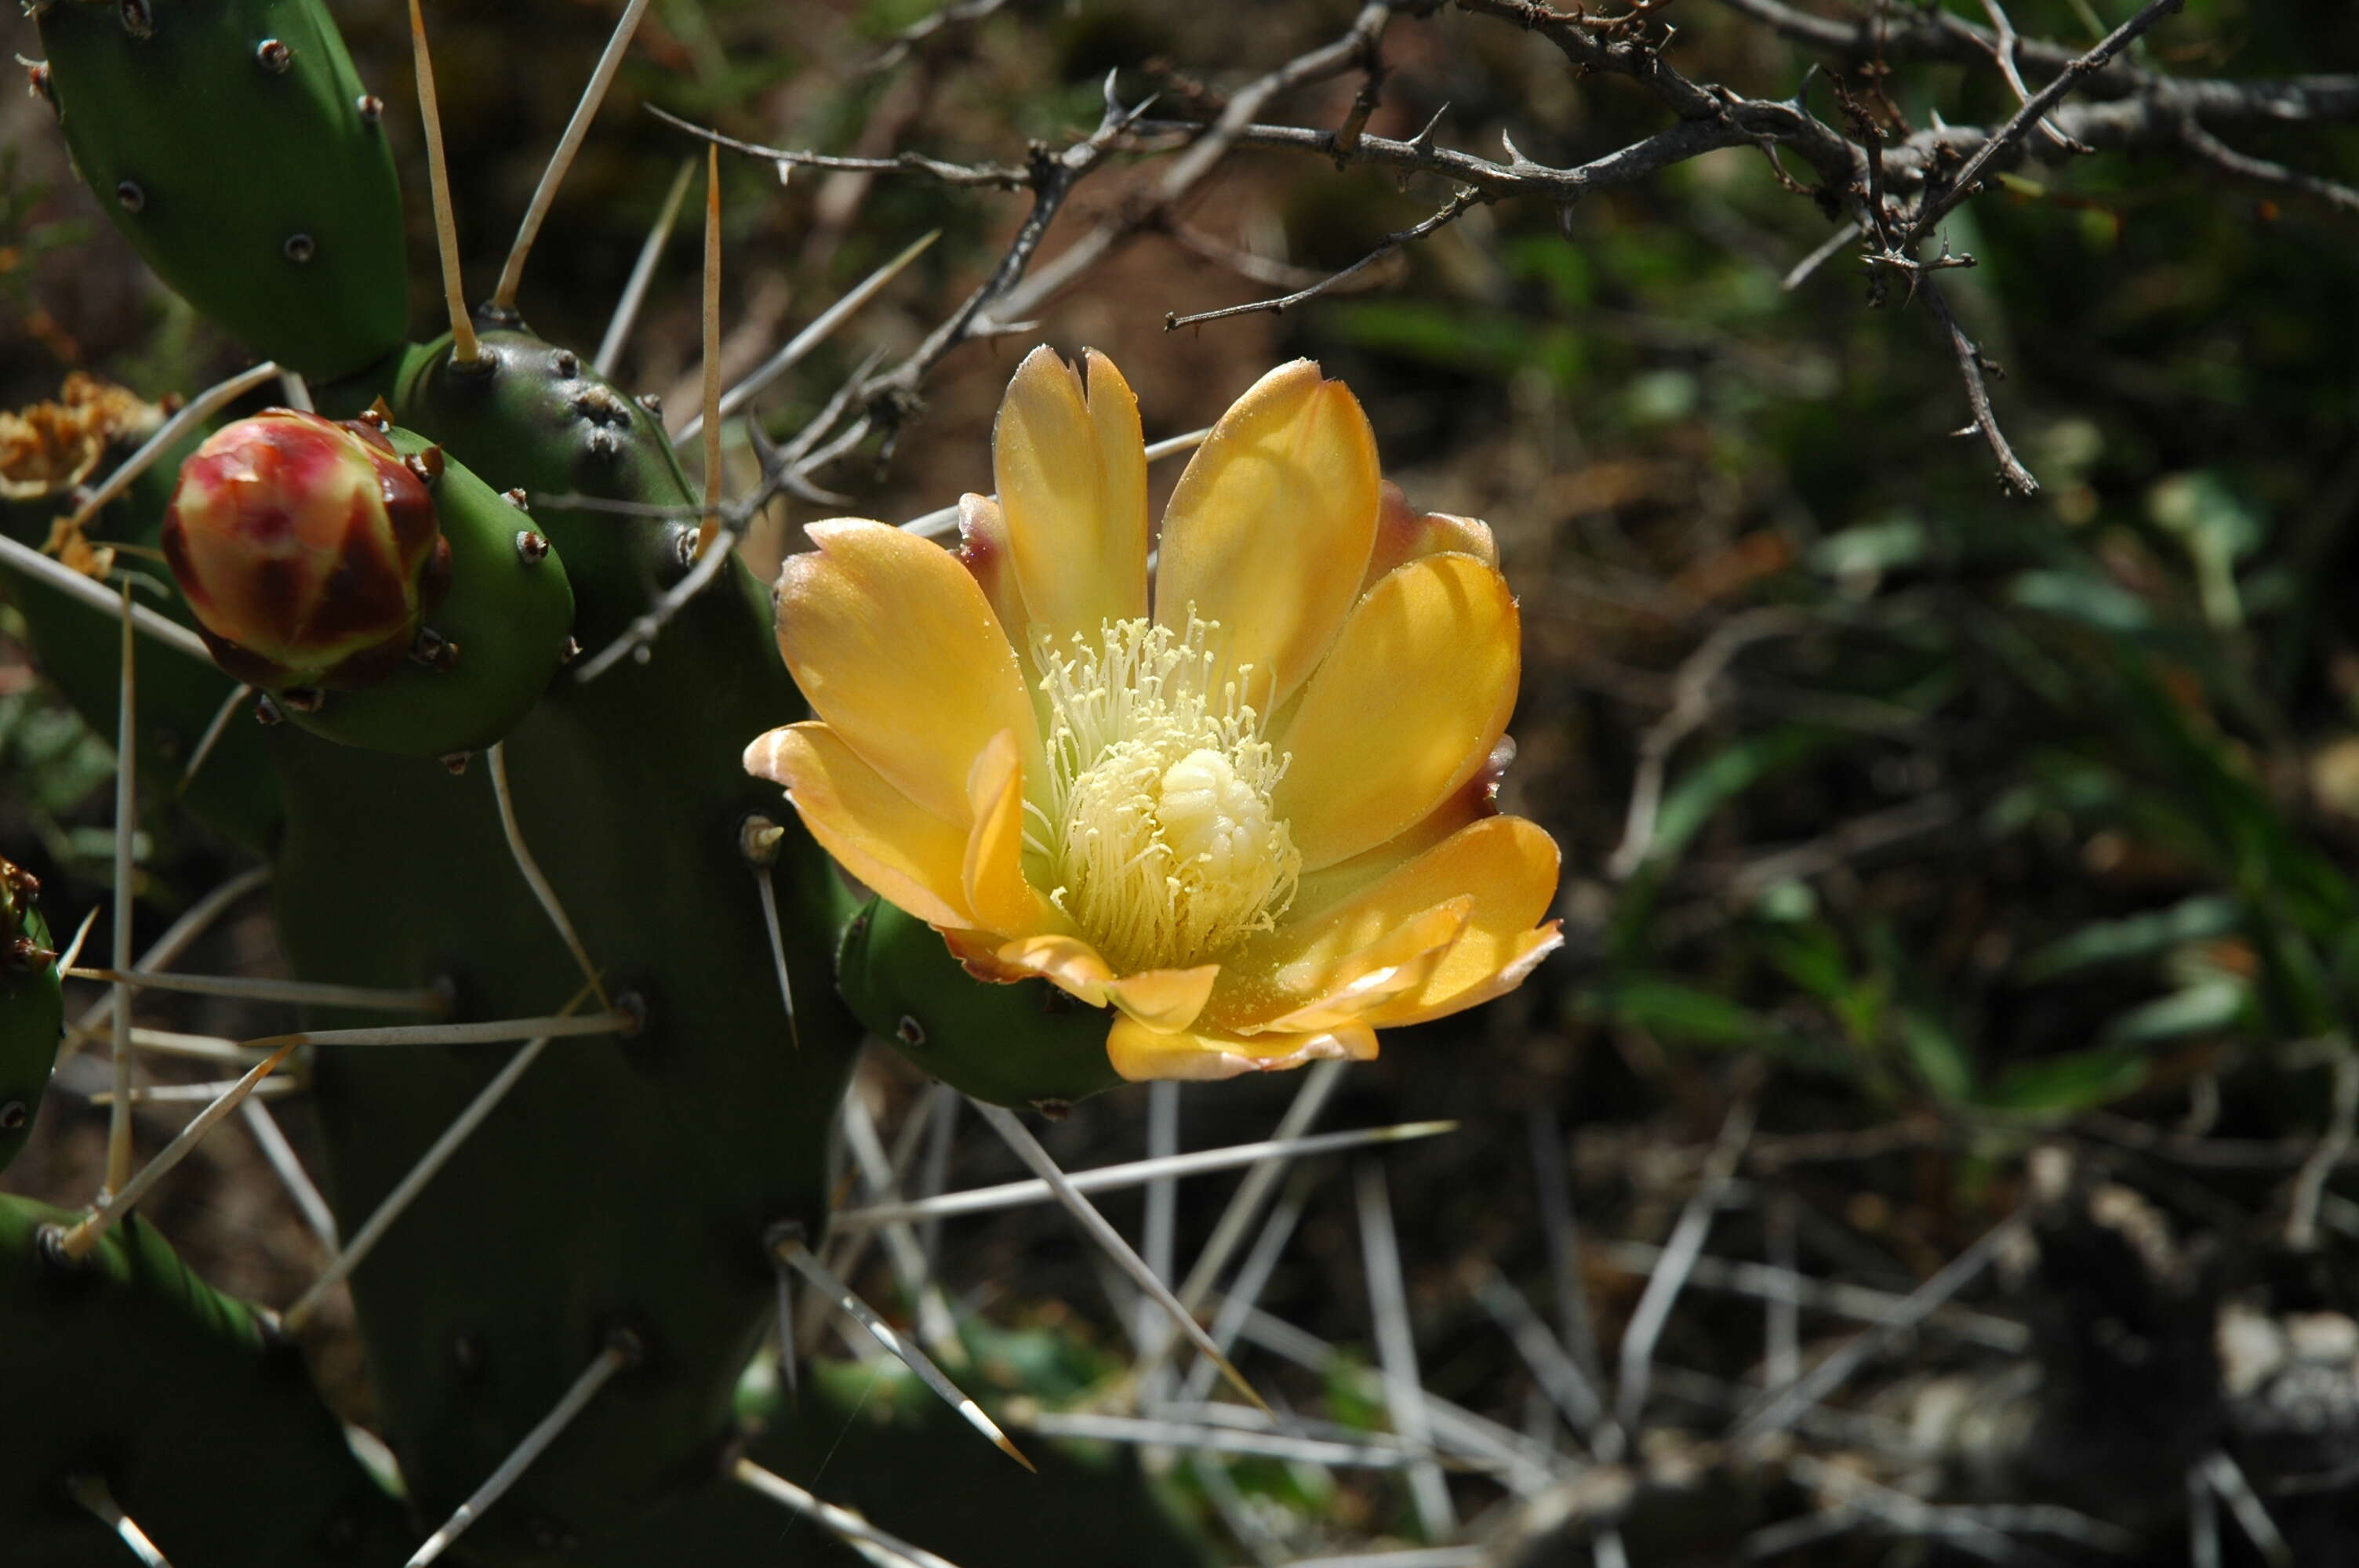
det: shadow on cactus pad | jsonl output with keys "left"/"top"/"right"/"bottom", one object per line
{"left": 587, "top": 1341, "right": 1212, "bottom": 1568}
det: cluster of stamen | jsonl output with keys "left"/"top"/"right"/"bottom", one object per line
{"left": 1026, "top": 614, "right": 1299, "bottom": 973}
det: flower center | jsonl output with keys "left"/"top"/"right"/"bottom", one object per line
{"left": 1027, "top": 615, "right": 1299, "bottom": 974}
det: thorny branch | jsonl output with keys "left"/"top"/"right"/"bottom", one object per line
{"left": 1924, "top": 278, "right": 2039, "bottom": 498}
{"left": 1978, "top": 0, "right": 2087, "bottom": 154}
{"left": 1163, "top": 187, "right": 1482, "bottom": 331}
{"left": 653, "top": 0, "right": 2359, "bottom": 554}
{"left": 1898, "top": 0, "right": 2186, "bottom": 249}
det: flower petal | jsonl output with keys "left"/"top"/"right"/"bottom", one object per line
{"left": 994, "top": 347, "right": 1150, "bottom": 653}
{"left": 1364, "top": 923, "right": 1563, "bottom": 1029}
{"left": 1361, "top": 481, "right": 1497, "bottom": 592}
{"left": 1261, "top": 898, "right": 1470, "bottom": 1032}
{"left": 969, "top": 931, "right": 1118, "bottom": 1009}
{"left": 961, "top": 728, "right": 1049, "bottom": 935}
{"left": 775, "top": 519, "right": 1038, "bottom": 825}
{"left": 1106, "top": 1014, "right": 1376, "bottom": 1083}
{"left": 1153, "top": 361, "right": 1379, "bottom": 710}
{"left": 1292, "top": 738, "right": 1514, "bottom": 919}
{"left": 744, "top": 722, "right": 972, "bottom": 930}
{"left": 1274, "top": 553, "right": 1520, "bottom": 869}
{"left": 954, "top": 492, "right": 1030, "bottom": 654}
{"left": 1211, "top": 815, "right": 1558, "bottom": 1033}
{"left": 1105, "top": 964, "right": 1219, "bottom": 1033}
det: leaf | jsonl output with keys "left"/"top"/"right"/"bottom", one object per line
{"left": 2009, "top": 568, "right": 2155, "bottom": 634}
{"left": 1573, "top": 975, "right": 1851, "bottom": 1076}
{"left": 1574, "top": 976, "right": 1766, "bottom": 1047}
{"left": 1325, "top": 301, "right": 1532, "bottom": 379}
{"left": 2102, "top": 977, "right": 2249, "bottom": 1044}
{"left": 1766, "top": 923, "right": 1888, "bottom": 1047}
{"left": 1896, "top": 1004, "right": 1975, "bottom": 1102}
{"left": 2019, "top": 894, "right": 2243, "bottom": 982}
{"left": 2148, "top": 470, "right": 2265, "bottom": 564}
{"left": 1977, "top": 1045, "right": 2150, "bottom": 1116}
{"left": 1644, "top": 725, "right": 1837, "bottom": 870}
{"left": 1808, "top": 516, "right": 1929, "bottom": 579}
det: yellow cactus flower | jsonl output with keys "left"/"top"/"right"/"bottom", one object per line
{"left": 746, "top": 348, "right": 1561, "bottom": 1081}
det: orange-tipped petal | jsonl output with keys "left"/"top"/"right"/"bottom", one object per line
{"left": 954, "top": 492, "right": 1030, "bottom": 652}
{"left": 980, "top": 931, "right": 1119, "bottom": 1008}
{"left": 1361, "top": 481, "right": 1497, "bottom": 591}
{"left": 1274, "top": 554, "right": 1520, "bottom": 869}
{"left": 1154, "top": 361, "right": 1379, "bottom": 710}
{"left": 940, "top": 926, "right": 1034, "bottom": 982}
{"left": 1214, "top": 815, "right": 1558, "bottom": 1033}
{"left": 1106, "top": 1014, "right": 1377, "bottom": 1083}
{"left": 962, "top": 729, "right": 1049, "bottom": 935}
{"left": 1365, "top": 922, "right": 1564, "bottom": 1029}
{"left": 1260, "top": 898, "right": 1472, "bottom": 1032}
{"left": 775, "top": 519, "right": 1038, "bottom": 825}
{"left": 745, "top": 722, "right": 972, "bottom": 930}
{"left": 994, "top": 347, "right": 1149, "bottom": 649}
{"left": 1105, "top": 964, "right": 1220, "bottom": 1034}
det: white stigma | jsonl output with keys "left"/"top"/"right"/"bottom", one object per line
{"left": 1027, "top": 615, "right": 1299, "bottom": 973}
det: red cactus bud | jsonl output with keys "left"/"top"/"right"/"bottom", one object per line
{"left": 162, "top": 409, "right": 451, "bottom": 689}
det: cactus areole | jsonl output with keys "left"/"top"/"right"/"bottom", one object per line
{"left": 162, "top": 409, "right": 451, "bottom": 691}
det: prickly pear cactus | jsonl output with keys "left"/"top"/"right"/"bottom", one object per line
{"left": 0, "top": 0, "right": 1555, "bottom": 1562}
{"left": 7, "top": 0, "right": 874, "bottom": 1548}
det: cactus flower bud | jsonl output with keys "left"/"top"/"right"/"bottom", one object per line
{"left": 162, "top": 409, "right": 451, "bottom": 689}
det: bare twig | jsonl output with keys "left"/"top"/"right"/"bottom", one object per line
{"left": 859, "top": 0, "right": 1013, "bottom": 76}
{"left": 1608, "top": 608, "right": 1808, "bottom": 880}
{"left": 980, "top": 3, "right": 1405, "bottom": 332}
{"left": 2286, "top": 1047, "right": 2359, "bottom": 1250}
{"left": 650, "top": 104, "right": 1028, "bottom": 189}
{"left": 1166, "top": 188, "right": 1479, "bottom": 330}
{"left": 1615, "top": 1097, "right": 1756, "bottom": 1432}
{"left": 1782, "top": 218, "right": 1866, "bottom": 291}
{"left": 1710, "top": 0, "right": 2136, "bottom": 88}
{"left": 1902, "top": 0, "right": 2186, "bottom": 248}
{"left": 2176, "top": 114, "right": 2359, "bottom": 216}
{"left": 2199, "top": 1450, "right": 2292, "bottom": 1567}
{"left": 1978, "top": 0, "right": 2088, "bottom": 153}
{"left": 1357, "top": 1162, "right": 1456, "bottom": 1535}
{"left": 1922, "top": 278, "right": 2039, "bottom": 496}
{"left": 1591, "top": 1238, "right": 2029, "bottom": 1350}
{"left": 1734, "top": 1208, "right": 2031, "bottom": 1439}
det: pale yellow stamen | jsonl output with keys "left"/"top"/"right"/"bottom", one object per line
{"left": 1028, "top": 615, "right": 1298, "bottom": 972}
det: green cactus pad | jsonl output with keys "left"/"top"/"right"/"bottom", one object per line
{"left": 583, "top": 1350, "right": 1212, "bottom": 1568}
{"left": 267, "top": 674, "right": 859, "bottom": 1555}
{"left": 260, "top": 321, "right": 866, "bottom": 1555}
{"left": 393, "top": 328, "right": 712, "bottom": 648}
{"left": 35, "top": 0, "right": 407, "bottom": 380}
{"left": 839, "top": 898, "right": 1126, "bottom": 1109}
{"left": 0, "top": 1196, "right": 412, "bottom": 1566}
{"left": 0, "top": 862, "right": 64, "bottom": 1174}
{"left": 278, "top": 426, "right": 576, "bottom": 758}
